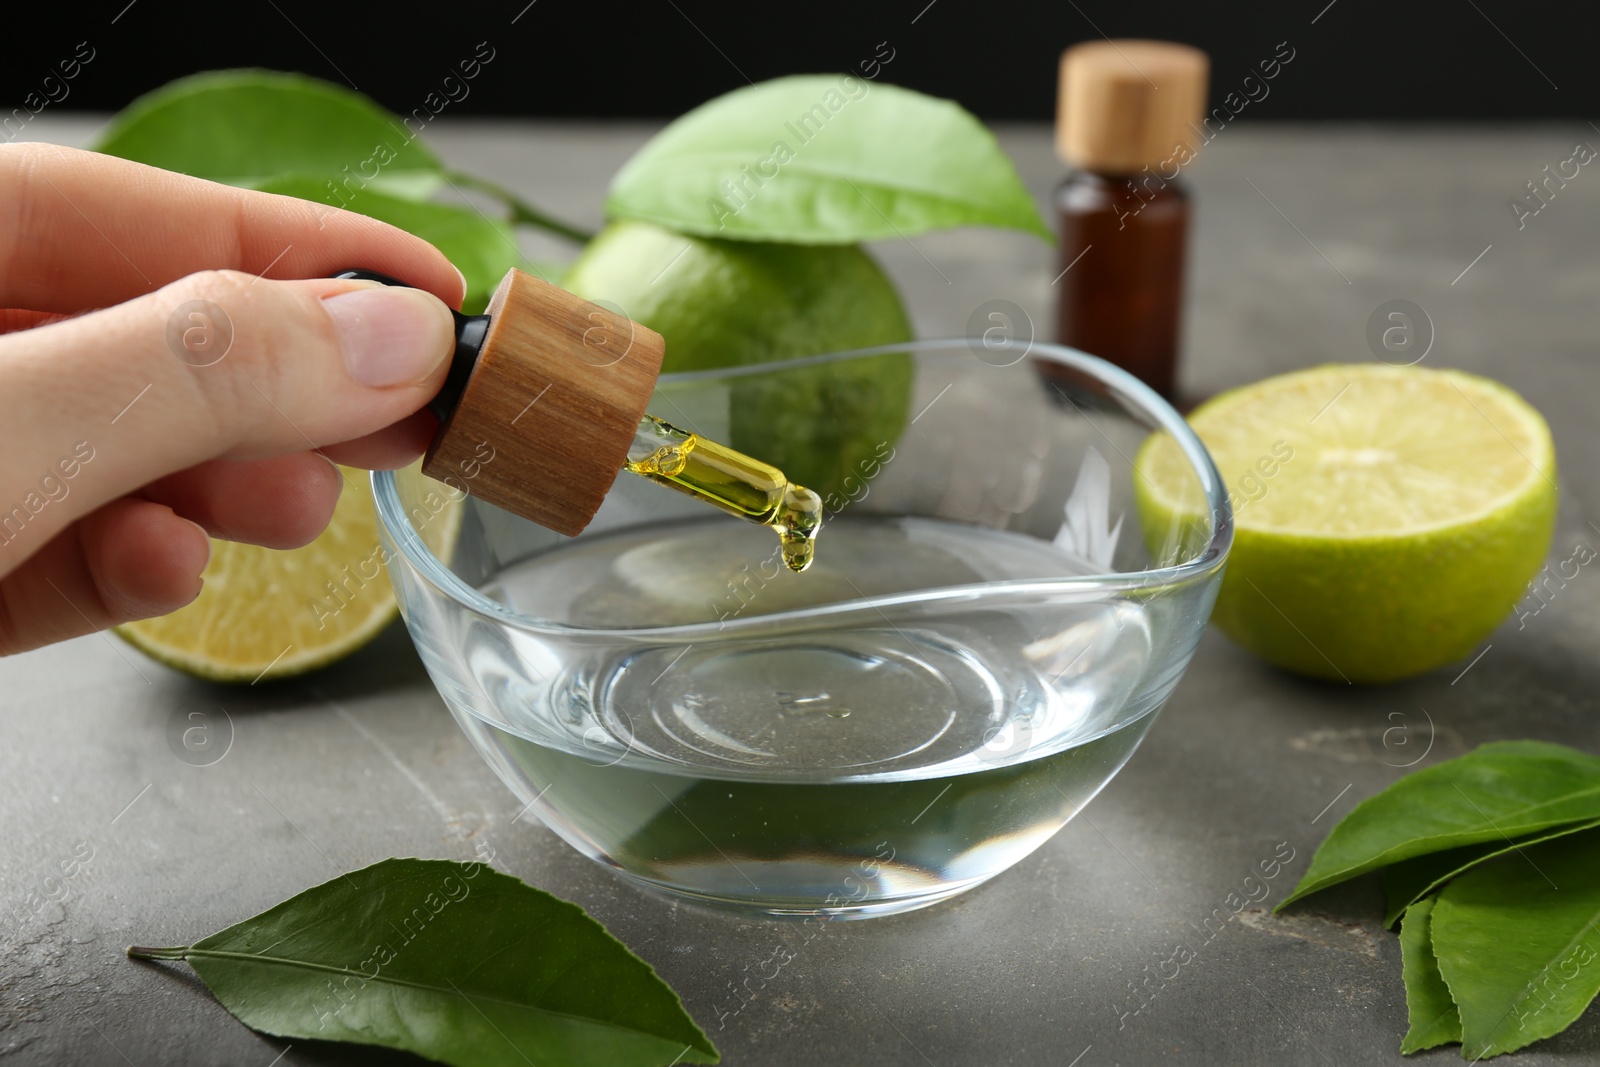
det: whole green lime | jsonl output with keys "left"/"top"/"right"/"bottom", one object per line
{"left": 563, "top": 220, "right": 913, "bottom": 499}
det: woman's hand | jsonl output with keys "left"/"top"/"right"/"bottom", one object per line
{"left": 0, "top": 143, "right": 465, "bottom": 654}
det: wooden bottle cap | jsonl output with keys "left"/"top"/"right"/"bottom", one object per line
{"left": 1056, "top": 40, "right": 1209, "bottom": 173}
{"left": 422, "top": 269, "right": 665, "bottom": 536}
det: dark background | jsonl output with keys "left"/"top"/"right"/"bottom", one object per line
{"left": 5, "top": 0, "right": 1594, "bottom": 121}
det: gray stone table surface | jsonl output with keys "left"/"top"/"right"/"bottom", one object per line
{"left": 3, "top": 118, "right": 1599, "bottom": 1066}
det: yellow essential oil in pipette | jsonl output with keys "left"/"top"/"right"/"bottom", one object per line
{"left": 624, "top": 415, "right": 822, "bottom": 572}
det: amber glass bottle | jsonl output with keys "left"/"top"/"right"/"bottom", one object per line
{"left": 1051, "top": 41, "right": 1209, "bottom": 402}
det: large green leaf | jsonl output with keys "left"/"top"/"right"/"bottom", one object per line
{"left": 1279, "top": 741, "right": 1600, "bottom": 909}
{"left": 1398, "top": 898, "right": 1461, "bottom": 1054}
{"left": 606, "top": 75, "right": 1051, "bottom": 244}
{"left": 1432, "top": 828, "right": 1600, "bottom": 1059}
{"left": 1382, "top": 817, "right": 1600, "bottom": 928}
{"left": 94, "top": 70, "right": 443, "bottom": 199}
{"left": 128, "top": 858, "right": 717, "bottom": 1067}
{"left": 254, "top": 175, "right": 517, "bottom": 313}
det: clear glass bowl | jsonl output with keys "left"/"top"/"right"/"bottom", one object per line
{"left": 374, "top": 340, "right": 1230, "bottom": 919}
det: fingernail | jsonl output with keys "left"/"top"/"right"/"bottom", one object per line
{"left": 323, "top": 286, "right": 454, "bottom": 388}
{"left": 451, "top": 264, "right": 468, "bottom": 298}
{"left": 197, "top": 521, "right": 213, "bottom": 560}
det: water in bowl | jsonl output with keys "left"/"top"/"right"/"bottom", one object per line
{"left": 454, "top": 515, "right": 1157, "bottom": 917}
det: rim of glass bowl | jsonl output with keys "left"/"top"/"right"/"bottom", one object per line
{"left": 372, "top": 338, "right": 1232, "bottom": 639}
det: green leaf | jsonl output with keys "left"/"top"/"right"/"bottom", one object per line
{"left": 1383, "top": 818, "right": 1600, "bottom": 928}
{"left": 128, "top": 858, "right": 718, "bottom": 1067}
{"left": 1279, "top": 741, "right": 1600, "bottom": 910}
{"left": 606, "top": 75, "right": 1051, "bottom": 244}
{"left": 1398, "top": 897, "right": 1462, "bottom": 1054}
{"left": 94, "top": 70, "right": 443, "bottom": 199}
{"left": 1431, "top": 828, "right": 1600, "bottom": 1060}
{"left": 253, "top": 176, "right": 518, "bottom": 314}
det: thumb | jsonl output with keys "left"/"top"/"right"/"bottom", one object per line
{"left": 0, "top": 271, "right": 455, "bottom": 560}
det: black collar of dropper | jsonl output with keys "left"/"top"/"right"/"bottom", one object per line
{"left": 332, "top": 269, "right": 488, "bottom": 422}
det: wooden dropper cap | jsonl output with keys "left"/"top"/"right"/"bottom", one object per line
{"left": 1056, "top": 40, "right": 1209, "bottom": 173}
{"left": 339, "top": 268, "right": 665, "bottom": 536}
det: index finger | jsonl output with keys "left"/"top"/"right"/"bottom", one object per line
{"left": 0, "top": 143, "right": 467, "bottom": 313}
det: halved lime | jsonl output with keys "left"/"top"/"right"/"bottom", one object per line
{"left": 1135, "top": 364, "right": 1557, "bottom": 682}
{"left": 116, "top": 463, "right": 459, "bottom": 682}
